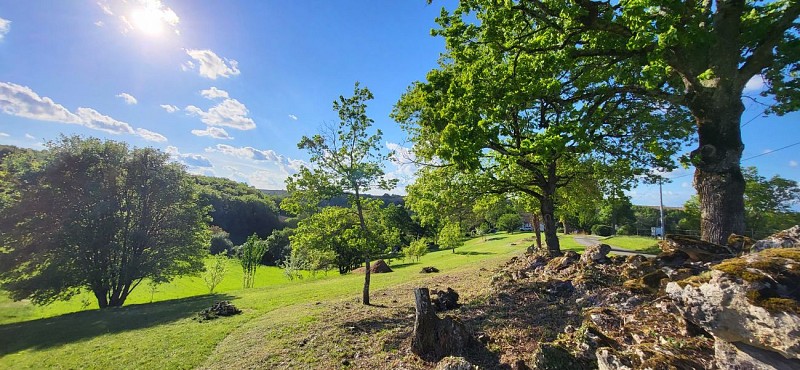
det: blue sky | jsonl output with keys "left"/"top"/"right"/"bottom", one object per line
{"left": 0, "top": 1, "right": 798, "bottom": 207}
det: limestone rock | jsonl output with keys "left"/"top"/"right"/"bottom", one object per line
{"left": 667, "top": 248, "right": 800, "bottom": 361}
{"left": 715, "top": 339, "right": 800, "bottom": 370}
{"left": 622, "top": 270, "right": 667, "bottom": 294}
{"left": 596, "top": 348, "right": 633, "bottom": 370}
{"left": 580, "top": 243, "right": 611, "bottom": 264}
{"left": 751, "top": 225, "right": 800, "bottom": 253}
{"left": 660, "top": 235, "right": 734, "bottom": 261}
{"left": 434, "top": 356, "right": 473, "bottom": 370}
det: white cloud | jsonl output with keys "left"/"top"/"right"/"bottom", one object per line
{"left": 160, "top": 104, "right": 179, "bottom": 113}
{"left": 95, "top": 20, "right": 105, "bottom": 27}
{"left": 184, "top": 49, "right": 240, "bottom": 79}
{"left": 791, "top": 160, "right": 798, "bottom": 167}
{"left": 181, "top": 60, "right": 195, "bottom": 72}
{"left": 0, "top": 82, "right": 162, "bottom": 141}
{"left": 384, "top": 142, "right": 418, "bottom": 192}
{"left": 0, "top": 17, "right": 11, "bottom": 40}
{"left": 165, "top": 146, "right": 213, "bottom": 168}
{"left": 191, "top": 126, "right": 233, "bottom": 140}
{"left": 288, "top": 114, "right": 298, "bottom": 121}
{"left": 25, "top": 133, "right": 35, "bottom": 140}
{"left": 135, "top": 128, "right": 167, "bottom": 142}
{"left": 200, "top": 87, "right": 229, "bottom": 100}
{"left": 744, "top": 75, "right": 765, "bottom": 92}
{"left": 206, "top": 144, "right": 307, "bottom": 174}
{"left": 185, "top": 96, "right": 255, "bottom": 130}
{"left": 98, "top": 0, "right": 180, "bottom": 35}
{"left": 116, "top": 92, "right": 138, "bottom": 105}
{"left": 75, "top": 107, "right": 135, "bottom": 134}
{"left": 0, "top": 132, "right": 9, "bottom": 137}
{"left": 1, "top": 82, "right": 84, "bottom": 124}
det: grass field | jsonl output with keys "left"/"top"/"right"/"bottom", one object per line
{"left": 602, "top": 235, "right": 662, "bottom": 254}
{"left": 0, "top": 232, "right": 563, "bottom": 369}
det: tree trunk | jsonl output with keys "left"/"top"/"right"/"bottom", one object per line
{"left": 93, "top": 288, "right": 109, "bottom": 309}
{"left": 539, "top": 196, "right": 561, "bottom": 256}
{"left": 688, "top": 92, "right": 746, "bottom": 245}
{"left": 363, "top": 257, "right": 371, "bottom": 305}
{"left": 412, "top": 287, "right": 437, "bottom": 354}
{"left": 533, "top": 213, "right": 542, "bottom": 250}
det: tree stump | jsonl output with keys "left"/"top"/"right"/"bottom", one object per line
{"left": 412, "top": 287, "right": 471, "bottom": 360}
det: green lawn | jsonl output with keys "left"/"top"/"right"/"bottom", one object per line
{"left": 602, "top": 235, "right": 662, "bottom": 254}
{"left": 0, "top": 232, "right": 557, "bottom": 369}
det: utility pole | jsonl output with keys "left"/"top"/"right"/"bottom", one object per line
{"left": 659, "top": 178, "right": 665, "bottom": 240}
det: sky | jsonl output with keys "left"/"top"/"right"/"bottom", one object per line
{"left": 0, "top": 1, "right": 798, "bottom": 207}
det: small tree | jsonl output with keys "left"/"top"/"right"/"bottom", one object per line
{"left": 210, "top": 230, "right": 235, "bottom": 256}
{"left": 238, "top": 234, "right": 268, "bottom": 289}
{"left": 281, "top": 250, "right": 307, "bottom": 281}
{"left": 404, "top": 238, "right": 430, "bottom": 262}
{"left": 203, "top": 255, "right": 228, "bottom": 294}
{"left": 497, "top": 213, "right": 523, "bottom": 234}
{"left": 438, "top": 221, "right": 464, "bottom": 253}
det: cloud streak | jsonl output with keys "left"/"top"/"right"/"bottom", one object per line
{"left": 0, "top": 17, "right": 10, "bottom": 41}
{"left": 185, "top": 88, "right": 255, "bottom": 130}
{"left": 184, "top": 49, "right": 240, "bottom": 79}
{"left": 116, "top": 92, "right": 138, "bottom": 105}
{"left": 0, "top": 82, "right": 166, "bottom": 142}
{"left": 191, "top": 126, "right": 233, "bottom": 140}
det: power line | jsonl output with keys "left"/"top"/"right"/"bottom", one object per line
{"left": 657, "top": 139, "right": 800, "bottom": 181}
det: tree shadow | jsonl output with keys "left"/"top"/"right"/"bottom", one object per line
{"left": 388, "top": 262, "right": 419, "bottom": 269}
{"left": 455, "top": 251, "right": 494, "bottom": 256}
{"left": 485, "top": 236, "right": 507, "bottom": 241}
{"left": 0, "top": 293, "right": 235, "bottom": 355}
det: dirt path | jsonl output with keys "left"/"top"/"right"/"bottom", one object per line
{"left": 571, "top": 234, "right": 658, "bottom": 257}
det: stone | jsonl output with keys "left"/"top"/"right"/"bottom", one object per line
{"left": 432, "top": 288, "right": 460, "bottom": 311}
{"left": 660, "top": 235, "right": 734, "bottom": 261}
{"left": 531, "top": 343, "right": 591, "bottom": 370}
{"left": 666, "top": 249, "right": 800, "bottom": 361}
{"left": 715, "top": 339, "right": 800, "bottom": 370}
{"left": 195, "top": 301, "right": 242, "bottom": 321}
{"left": 751, "top": 225, "right": 800, "bottom": 253}
{"left": 622, "top": 270, "right": 668, "bottom": 294}
{"left": 421, "top": 266, "right": 440, "bottom": 273}
{"left": 655, "top": 249, "right": 690, "bottom": 268}
{"left": 596, "top": 348, "right": 633, "bottom": 370}
{"left": 580, "top": 243, "right": 612, "bottom": 264}
{"left": 434, "top": 356, "right": 473, "bottom": 370}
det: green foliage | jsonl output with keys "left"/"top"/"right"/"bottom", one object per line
{"left": 209, "top": 229, "right": 235, "bottom": 256}
{"left": 497, "top": 213, "right": 523, "bottom": 233}
{"left": 616, "top": 225, "right": 635, "bottom": 236}
{"left": 743, "top": 167, "right": 800, "bottom": 237}
{"left": 437, "top": 221, "right": 464, "bottom": 253}
{"left": 591, "top": 225, "right": 614, "bottom": 237}
{"left": 0, "top": 136, "right": 209, "bottom": 308}
{"left": 238, "top": 234, "right": 269, "bottom": 289}
{"left": 284, "top": 83, "right": 397, "bottom": 305}
{"left": 203, "top": 255, "right": 228, "bottom": 294}
{"left": 194, "top": 175, "right": 282, "bottom": 246}
{"left": 262, "top": 228, "right": 293, "bottom": 266}
{"left": 280, "top": 250, "right": 307, "bottom": 281}
{"left": 404, "top": 238, "right": 430, "bottom": 262}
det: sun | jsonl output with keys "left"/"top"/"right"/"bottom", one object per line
{"left": 130, "top": 7, "right": 165, "bottom": 36}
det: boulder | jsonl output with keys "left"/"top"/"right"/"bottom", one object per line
{"left": 715, "top": 340, "right": 800, "bottom": 370}
{"left": 751, "top": 225, "right": 800, "bottom": 253}
{"left": 622, "top": 270, "right": 667, "bottom": 294}
{"left": 370, "top": 259, "right": 392, "bottom": 273}
{"left": 667, "top": 248, "right": 800, "bottom": 363}
{"left": 580, "top": 244, "right": 611, "bottom": 264}
{"left": 660, "top": 235, "right": 734, "bottom": 261}
{"left": 435, "top": 356, "right": 473, "bottom": 370}
{"left": 432, "top": 288, "right": 460, "bottom": 311}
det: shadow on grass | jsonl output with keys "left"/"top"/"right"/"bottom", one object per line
{"left": 455, "top": 251, "right": 494, "bottom": 256}
{"left": 0, "top": 293, "right": 234, "bottom": 355}
{"left": 485, "top": 236, "right": 507, "bottom": 241}
{"left": 387, "top": 262, "right": 419, "bottom": 269}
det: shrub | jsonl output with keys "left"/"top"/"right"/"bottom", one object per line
{"left": 591, "top": 224, "right": 614, "bottom": 237}
{"left": 404, "top": 238, "right": 430, "bottom": 262}
{"left": 616, "top": 225, "right": 635, "bottom": 236}
{"left": 203, "top": 254, "right": 228, "bottom": 294}
{"left": 210, "top": 231, "right": 235, "bottom": 256}
{"left": 497, "top": 213, "right": 523, "bottom": 233}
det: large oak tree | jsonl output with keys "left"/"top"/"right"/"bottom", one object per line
{"left": 0, "top": 137, "right": 208, "bottom": 308}
{"left": 428, "top": 0, "right": 800, "bottom": 244}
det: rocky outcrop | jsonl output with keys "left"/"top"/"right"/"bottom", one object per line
{"left": 667, "top": 246, "right": 800, "bottom": 368}
{"left": 660, "top": 234, "right": 735, "bottom": 261}
{"left": 751, "top": 225, "right": 800, "bottom": 253}
{"left": 580, "top": 243, "right": 611, "bottom": 264}
{"left": 434, "top": 356, "right": 473, "bottom": 370}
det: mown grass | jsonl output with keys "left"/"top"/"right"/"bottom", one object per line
{"left": 602, "top": 235, "right": 662, "bottom": 254}
{"left": 0, "top": 232, "right": 558, "bottom": 369}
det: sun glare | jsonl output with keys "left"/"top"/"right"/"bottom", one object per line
{"left": 130, "top": 8, "right": 164, "bottom": 36}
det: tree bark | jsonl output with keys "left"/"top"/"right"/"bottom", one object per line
{"left": 533, "top": 213, "right": 542, "bottom": 250}
{"left": 412, "top": 287, "right": 437, "bottom": 354}
{"left": 688, "top": 91, "right": 746, "bottom": 245}
{"left": 539, "top": 196, "right": 561, "bottom": 256}
{"left": 363, "top": 257, "right": 371, "bottom": 305}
